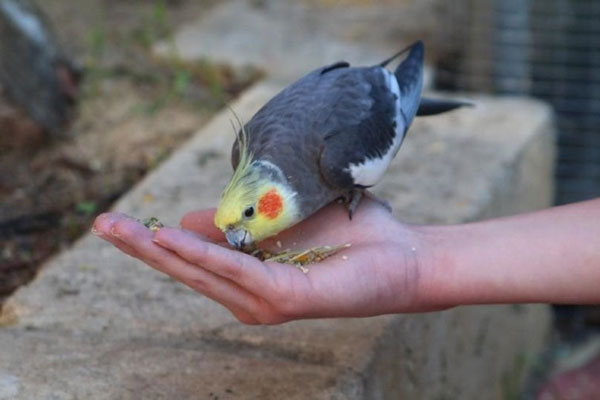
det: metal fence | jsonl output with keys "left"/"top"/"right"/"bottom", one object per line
{"left": 436, "top": 0, "right": 600, "bottom": 205}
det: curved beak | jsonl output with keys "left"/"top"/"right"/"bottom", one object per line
{"left": 225, "top": 227, "right": 254, "bottom": 251}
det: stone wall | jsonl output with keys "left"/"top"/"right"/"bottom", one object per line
{"left": 0, "top": 82, "right": 555, "bottom": 399}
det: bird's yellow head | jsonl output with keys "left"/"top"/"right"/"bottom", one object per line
{"left": 214, "top": 136, "right": 299, "bottom": 250}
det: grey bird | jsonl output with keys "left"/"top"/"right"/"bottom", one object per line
{"left": 214, "top": 41, "right": 469, "bottom": 249}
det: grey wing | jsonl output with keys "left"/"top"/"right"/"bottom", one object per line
{"left": 317, "top": 70, "right": 417, "bottom": 190}
{"left": 318, "top": 43, "right": 424, "bottom": 190}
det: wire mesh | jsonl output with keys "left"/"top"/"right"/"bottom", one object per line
{"left": 436, "top": 0, "right": 600, "bottom": 204}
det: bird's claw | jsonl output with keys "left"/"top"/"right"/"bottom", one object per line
{"left": 344, "top": 189, "right": 392, "bottom": 220}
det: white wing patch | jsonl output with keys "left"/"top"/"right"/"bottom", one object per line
{"left": 346, "top": 69, "right": 406, "bottom": 187}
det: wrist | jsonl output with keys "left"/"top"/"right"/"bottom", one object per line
{"left": 391, "top": 222, "right": 458, "bottom": 312}
{"left": 409, "top": 223, "right": 482, "bottom": 311}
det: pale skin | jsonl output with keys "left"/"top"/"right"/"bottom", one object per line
{"left": 92, "top": 197, "right": 600, "bottom": 325}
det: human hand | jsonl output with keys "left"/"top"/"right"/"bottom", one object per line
{"left": 93, "top": 198, "right": 440, "bottom": 325}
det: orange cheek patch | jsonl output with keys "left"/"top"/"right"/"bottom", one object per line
{"left": 258, "top": 189, "right": 283, "bottom": 219}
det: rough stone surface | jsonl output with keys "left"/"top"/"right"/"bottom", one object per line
{"left": 0, "top": 81, "right": 555, "bottom": 399}
{"left": 155, "top": 0, "right": 447, "bottom": 82}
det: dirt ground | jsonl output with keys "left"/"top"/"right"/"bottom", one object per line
{"left": 0, "top": 0, "right": 261, "bottom": 303}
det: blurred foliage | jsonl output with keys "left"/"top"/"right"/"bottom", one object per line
{"left": 133, "top": 1, "right": 171, "bottom": 49}
{"left": 0, "top": 0, "right": 262, "bottom": 304}
{"left": 75, "top": 201, "right": 98, "bottom": 216}
{"left": 77, "top": 0, "right": 260, "bottom": 115}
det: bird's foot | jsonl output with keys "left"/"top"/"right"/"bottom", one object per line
{"left": 345, "top": 189, "right": 363, "bottom": 220}
{"left": 344, "top": 189, "right": 392, "bottom": 220}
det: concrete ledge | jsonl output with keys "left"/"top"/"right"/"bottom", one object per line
{"left": 0, "top": 82, "right": 554, "bottom": 399}
{"left": 155, "top": 0, "right": 439, "bottom": 83}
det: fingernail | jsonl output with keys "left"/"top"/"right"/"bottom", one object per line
{"left": 152, "top": 236, "right": 165, "bottom": 246}
{"left": 91, "top": 227, "right": 108, "bottom": 238}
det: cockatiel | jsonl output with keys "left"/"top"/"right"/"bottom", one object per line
{"left": 215, "top": 41, "right": 468, "bottom": 250}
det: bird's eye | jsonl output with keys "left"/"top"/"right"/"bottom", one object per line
{"left": 243, "top": 206, "right": 255, "bottom": 218}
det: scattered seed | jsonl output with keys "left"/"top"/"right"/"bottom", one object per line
{"left": 342, "top": 255, "right": 348, "bottom": 260}
{"left": 256, "top": 243, "right": 351, "bottom": 271}
{"left": 141, "top": 217, "right": 164, "bottom": 232}
{"left": 276, "top": 240, "right": 282, "bottom": 248}
{"left": 143, "top": 193, "right": 154, "bottom": 203}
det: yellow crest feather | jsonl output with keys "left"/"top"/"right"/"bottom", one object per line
{"left": 221, "top": 117, "right": 253, "bottom": 200}
{"left": 214, "top": 109, "right": 301, "bottom": 241}
{"left": 215, "top": 110, "right": 259, "bottom": 229}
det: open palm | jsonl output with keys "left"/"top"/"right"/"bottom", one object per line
{"left": 93, "top": 198, "right": 433, "bottom": 324}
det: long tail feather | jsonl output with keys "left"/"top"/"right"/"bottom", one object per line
{"left": 379, "top": 40, "right": 423, "bottom": 68}
{"left": 392, "top": 41, "right": 424, "bottom": 126}
{"left": 416, "top": 97, "right": 473, "bottom": 116}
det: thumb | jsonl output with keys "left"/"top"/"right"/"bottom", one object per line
{"left": 180, "top": 209, "right": 225, "bottom": 241}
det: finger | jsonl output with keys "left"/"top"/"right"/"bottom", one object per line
{"left": 104, "top": 218, "right": 264, "bottom": 320}
{"left": 93, "top": 213, "right": 143, "bottom": 257}
{"left": 101, "top": 233, "right": 143, "bottom": 259}
{"left": 153, "top": 227, "right": 283, "bottom": 294}
{"left": 94, "top": 214, "right": 259, "bottom": 322}
{"left": 180, "top": 209, "right": 224, "bottom": 241}
{"left": 93, "top": 212, "right": 135, "bottom": 236}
